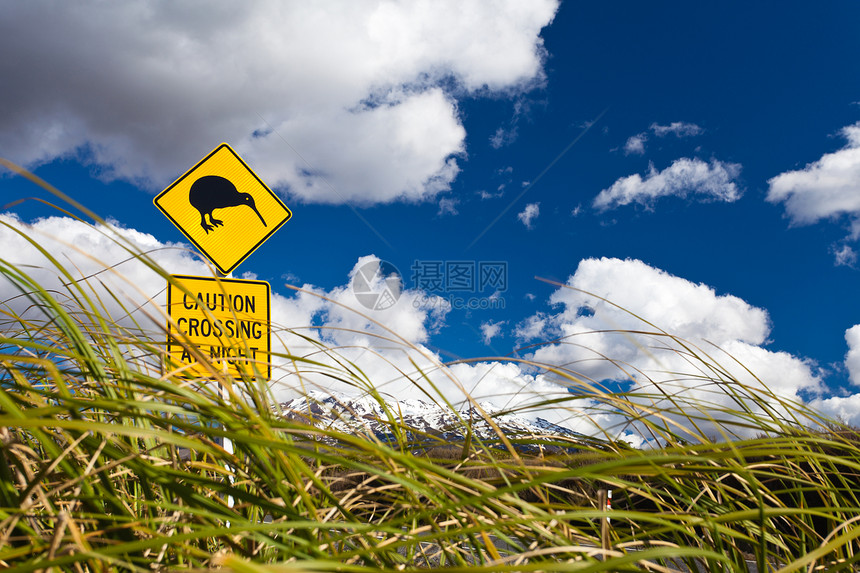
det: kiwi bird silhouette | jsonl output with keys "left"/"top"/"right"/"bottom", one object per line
{"left": 189, "top": 175, "right": 267, "bottom": 234}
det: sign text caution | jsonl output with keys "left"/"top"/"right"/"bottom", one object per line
{"left": 166, "top": 274, "right": 271, "bottom": 380}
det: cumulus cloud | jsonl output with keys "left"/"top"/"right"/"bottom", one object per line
{"left": 316, "top": 255, "right": 451, "bottom": 348}
{"left": 517, "top": 202, "right": 540, "bottom": 229}
{"left": 808, "top": 394, "right": 860, "bottom": 427}
{"left": 767, "top": 122, "right": 860, "bottom": 234}
{"left": 517, "top": 257, "right": 822, "bottom": 438}
{"left": 0, "top": 0, "right": 559, "bottom": 205}
{"left": 593, "top": 158, "right": 742, "bottom": 211}
{"left": 0, "top": 214, "right": 212, "bottom": 383}
{"left": 789, "top": 324, "right": 860, "bottom": 426}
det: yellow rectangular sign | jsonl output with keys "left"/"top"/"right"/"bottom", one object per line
{"left": 165, "top": 274, "right": 271, "bottom": 380}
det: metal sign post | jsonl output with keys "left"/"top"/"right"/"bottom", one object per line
{"left": 156, "top": 143, "right": 291, "bottom": 521}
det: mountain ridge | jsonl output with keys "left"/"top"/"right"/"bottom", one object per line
{"left": 278, "top": 391, "right": 588, "bottom": 452}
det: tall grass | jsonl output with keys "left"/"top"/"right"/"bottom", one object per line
{"left": 2, "top": 164, "right": 860, "bottom": 571}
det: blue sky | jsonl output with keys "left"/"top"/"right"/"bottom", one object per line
{"left": 3, "top": 1, "right": 860, "bottom": 433}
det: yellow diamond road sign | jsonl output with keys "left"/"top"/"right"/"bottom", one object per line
{"left": 166, "top": 274, "right": 271, "bottom": 380}
{"left": 154, "top": 143, "right": 291, "bottom": 275}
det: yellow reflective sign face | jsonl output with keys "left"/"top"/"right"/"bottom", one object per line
{"left": 154, "top": 143, "right": 292, "bottom": 275}
{"left": 165, "top": 275, "right": 271, "bottom": 380}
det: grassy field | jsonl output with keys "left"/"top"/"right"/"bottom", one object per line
{"left": 2, "top": 168, "right": 860, "bottom": 571}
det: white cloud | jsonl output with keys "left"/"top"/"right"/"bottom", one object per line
{"left": 515, "top": 312, "right": 549, "bottom": 341}
{"left": 767, "top": 122, "right": 860, "bottom": 233}
{"left": 490, "top": 126, "right": 519, "bottom": 149}
{"left": 623, "top": 133, "right": 647, "bottom": 155}
{"left": 620, "top": 122, "right": 702, "bottom": 157}
{"left": 538, "top": 258, "right": 772, "bottom": 347}
{"left": 593, "top": 158, "right": 742, "bottom": 211}
{"left": 807, "top": 323, "right": 860, "bottom": 426}
{"left": 650, "top": 121, "right": 703, "bottom": 138}
{"left": 437, "top": 197, "right": 459, "bottom": 216}
{"left": 833, "top": 244, "right": 858, "bottom": 267}
{"left": 517, "top": 257, "right": 822, "bottom": 437}
{"left": 282, "top": 271, "right": 302, "bottom": 284}
{"left": 490, "top": 97, "right": 531, "bottom": 150}
{"left": 517, "top": 202, "right": 540, "bottom": 229}
{"left": 845, "top": 325, "right": 860, "bottom": 386}
{"left": 479, "top": 189, "right": 505, "bottom": 200}
{"left": 808, "top": 394, "right": 860, "bottom": 427}
{"left": 0, "top": 214, "right": 212, "bottom": 385}
{"left": 317, "top": 255, "right": 452, "bottom": 347}
{"left": 0, "top": 0, "right": 559, "bottom": 205}
{"left": 480, "top": 320, "right": 506, "bottom": 345}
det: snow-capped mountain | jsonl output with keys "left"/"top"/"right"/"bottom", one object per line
{"left": 278, "top": 392, "right": 587, "bottom": 452}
